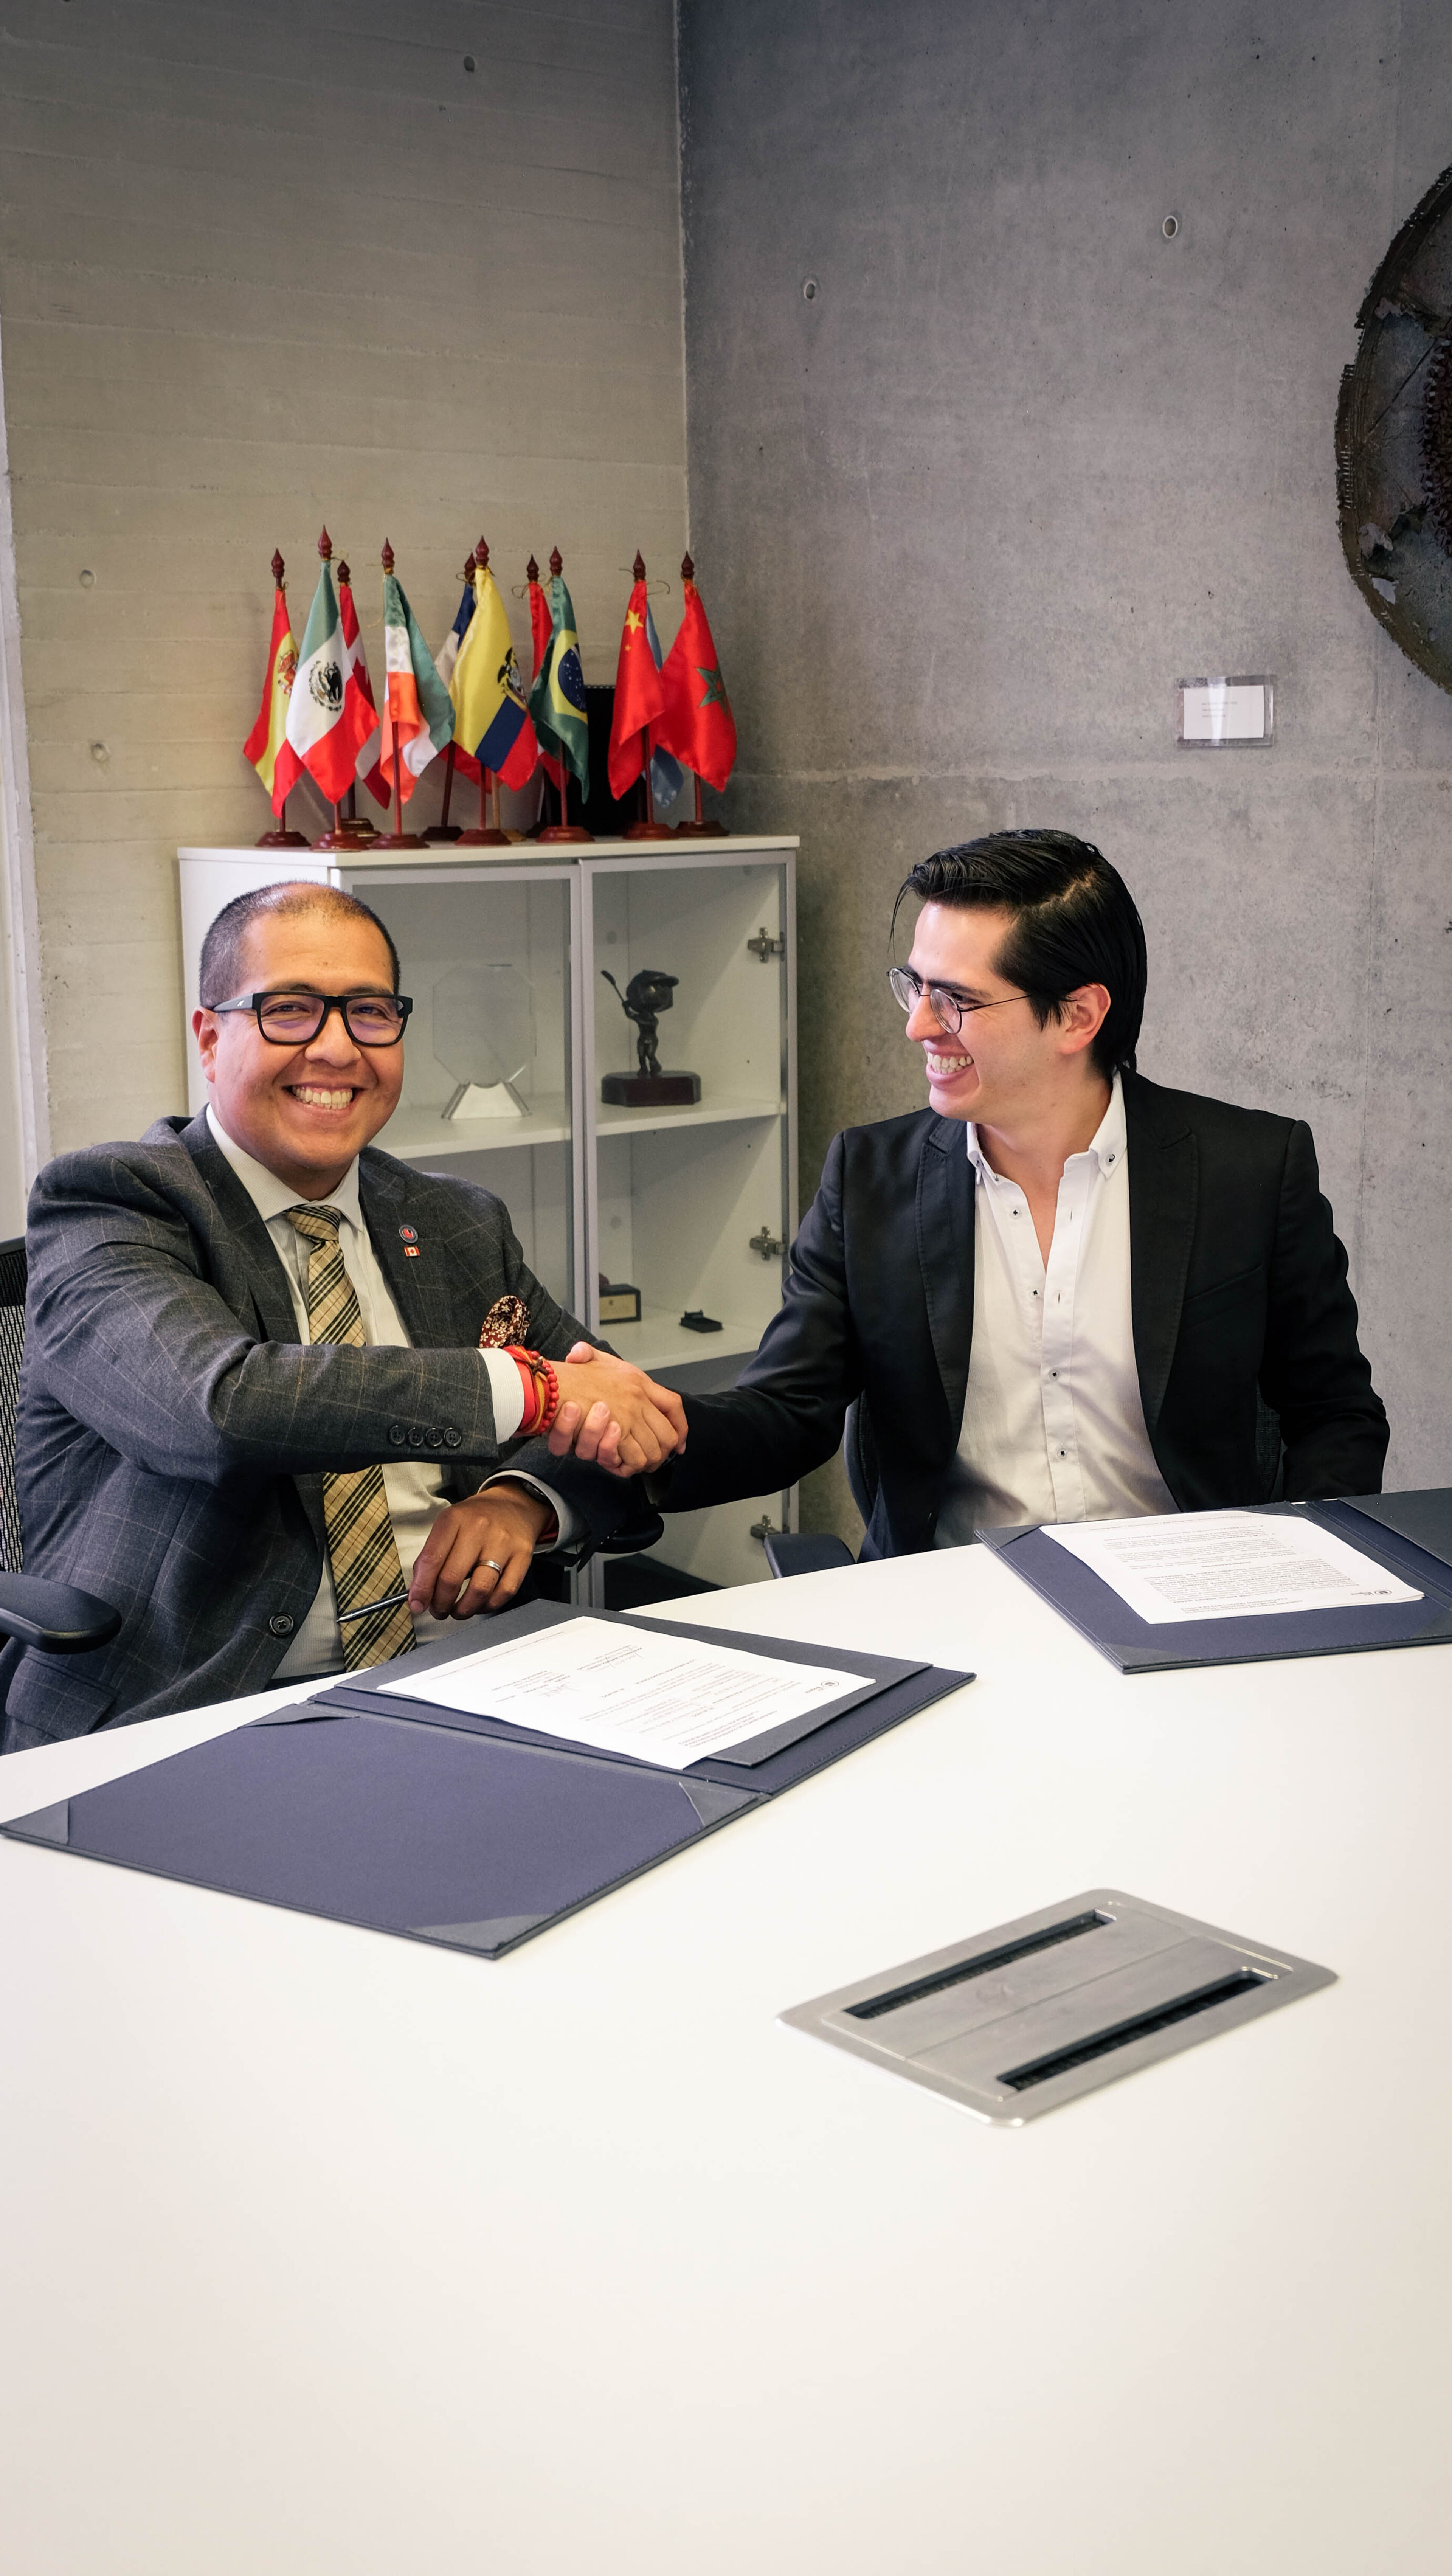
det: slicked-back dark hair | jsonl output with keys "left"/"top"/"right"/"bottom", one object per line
{"left": 893, "top": 829, "right": 1147, "bottom": 1079}
{"left": 199, "top": 881, "right": 401, "bottom": 1008}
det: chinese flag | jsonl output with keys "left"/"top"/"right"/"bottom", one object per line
{"left": 524, "top": 560, "right": 562, "bottom": 791}
{"left": 607, "top": 573, "right": 666, "bottom": 798}
{"left": 655, "top": 569, "right": 737, "bottom": 791}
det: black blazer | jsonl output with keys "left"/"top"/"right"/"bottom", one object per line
{"left": 660, "top": 1072, "right": 1389, "bottom": 1556}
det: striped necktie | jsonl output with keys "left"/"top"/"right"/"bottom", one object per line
{"left": 285, "top": 1203, "right": 416, "bottom": 1671}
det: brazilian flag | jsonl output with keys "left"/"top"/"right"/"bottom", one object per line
{"left": 527, "top": 573, "right": 590, "bottom": 798}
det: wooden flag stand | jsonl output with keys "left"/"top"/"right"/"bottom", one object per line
{"left": 455, "top": 537, "right": 512, "bottom": 847}
{"left": 255, "top": 547, "right": 310, "bottom": 847}
{"left": 310, "top": 530, "right": 376, "bottom": 852}
{"left": 536, "top": 547, "right": 593, "bottom": 843}
{"left": 623, "top": 551, "right": 675, "bottom": 840}
{"left": 371, "top": 540, "right": 426, "bottom": 849}
{"left": 670, "top": 552, "right": 720, "bottom": 837}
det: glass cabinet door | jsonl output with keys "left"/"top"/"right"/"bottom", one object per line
{"left": 340, "top": 862, "right": 581, "bottom": 1323}
{"left": 582, "top": 849, "right": 796, "bottom": 1588}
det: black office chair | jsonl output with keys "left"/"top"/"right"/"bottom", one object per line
{"left": 762, "top": 1398, "right": 866, "bottom": 1577}
{"left": 0, "top": 1237, "right": 121, "bottom": 1656}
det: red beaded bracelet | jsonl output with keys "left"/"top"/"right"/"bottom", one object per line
{"left": 502, "top": 1346, "right": 560, "bottom": 1437}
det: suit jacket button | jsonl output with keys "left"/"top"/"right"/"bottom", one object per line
{"left": 269, "top": 1613, "right": 295, "bottom": 1638}
{"left": 389, "top": 1421, "right": 406, "bottom": 1444}
{"left": 428, "top": 1427, "right": 445, "bottom": 1449}
{"left": 444, "top": 1425, "right": 462, "bottom": 1449}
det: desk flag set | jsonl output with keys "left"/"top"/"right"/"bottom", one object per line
{"left": 243, "top": 539, "right": 734, "bottom": 846}
{"left": 242, "top": 552, "right": 306, "bottom": 844}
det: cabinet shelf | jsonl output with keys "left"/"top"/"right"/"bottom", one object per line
{"left": 598, "top": 1304, "right": 766, "bottom": 1373}
{"left": 383, "top": 1097, "right": 571, "bottom": 1159}
{"left": 594, "top": 1091, "right": 783, "bottom": 1139}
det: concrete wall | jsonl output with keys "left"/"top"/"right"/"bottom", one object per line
{"left": 0, "top": 0, "right": 687, "bottom": 1177}
{"left": 679, "top": 0, "right": 1452, "bottom": 1524}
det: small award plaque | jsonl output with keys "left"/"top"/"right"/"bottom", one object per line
{"left": 598, "top": 1280, "right": 642, "bottom": 1324}
{"left": 600, "top": 968, "right": 702, "bottom": 1107}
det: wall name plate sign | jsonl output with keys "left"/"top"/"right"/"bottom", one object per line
{"left": 1176, "top": 675, "right": 1274, "bottom": 747}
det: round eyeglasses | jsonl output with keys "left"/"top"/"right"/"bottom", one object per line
{"left": 886, "top": 966, "right": 1029, "bottom": 1035}
{"left": 209, "top": 990, "right": 414, "bottom": 1047}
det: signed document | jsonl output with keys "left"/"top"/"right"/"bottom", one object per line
{"left": 378, "top": 1615, "right": 869, "bottom": 1768}
{"left": 1042, "top": 1510, "right": 1422, "bottom": 1626}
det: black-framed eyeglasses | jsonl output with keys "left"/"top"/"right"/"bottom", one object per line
{"left": 209, "top": 990, "right": 414, "bottom": 1047}
{"left": 886, "top": 965, "right": 1029, "bottom": 1035}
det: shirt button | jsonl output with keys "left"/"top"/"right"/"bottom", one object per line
{"left": 268, "top": 1612, "right": 295, "bottom": 1638}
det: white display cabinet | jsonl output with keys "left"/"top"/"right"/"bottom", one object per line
{"left": 178, "top": 838, "right": 799, "bottom": 1594}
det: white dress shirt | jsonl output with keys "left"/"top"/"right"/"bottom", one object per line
{"left": 936, "top": 1072, "right": 1177, "bottom": 1542}
{"left": 206, "top": 1109, "right": 573, "bottom": 1677}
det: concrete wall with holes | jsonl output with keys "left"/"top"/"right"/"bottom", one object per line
{"left": 0, "top": 0, "right": 687, "bottom": 1184}
{"left": 679, "top": 0, "right": 1452, "bottom": 1529}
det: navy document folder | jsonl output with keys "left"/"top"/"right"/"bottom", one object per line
{"left": 1, "top": 1603, "right": 972, "bottom": 1958}
{"left": 978, "top": 1490, "right": 1452, "bottom": 1674}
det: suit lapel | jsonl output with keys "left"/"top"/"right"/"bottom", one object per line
{"left": 358, "top": 1155, "right": 464, "bottom": 1352}
{"left": 177, "top": 1111, "right": 300, "bottom": 1345}
{"left": 916, "top": 1116, "right": 976, "bottom": 1438}
{"left": 1125, "top": 1075, "right": 1198, "bottom": 1435}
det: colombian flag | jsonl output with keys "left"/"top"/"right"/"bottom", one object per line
{"left": 243, "top": 579, "right": 303, "bottom": 816}
{"left": 377, "top": 563, "right": 454, "bottom": 803}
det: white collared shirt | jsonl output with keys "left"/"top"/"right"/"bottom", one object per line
{"left": 206, "top": 1108, "right": 571, "bottom": 1677}
{"left": 936, "top": 1072, "right": 1176, "bottom": 1542}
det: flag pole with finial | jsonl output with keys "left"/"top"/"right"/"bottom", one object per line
{"left": 310, "top": 527, "right": 371, "bottom": 852}
{"left": 334, "top": 555, "right": 374, "bottom": 838}
{"left": 251, "top": 549, "right": 310, "bottom": 847}
{"left": 372, "top": 539, "right": 426, "bottom": 849}
{"left": 672, "top": 551, "right": 718, "bottom": 836}
{"left": 535, "top": 545, "right": 593, "bottom": 843}
{"left": 423, "top": 545, "right": 473, "bottom": 844}
{"left": 623, "top": 550, "right": 675, "bottom": 840}
{"left": 456, "top": 535, "right": 512, "bottom": 847}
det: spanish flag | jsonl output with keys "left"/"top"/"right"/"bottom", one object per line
{"left": 377, "top": 555, "right": 454, "bottom": 803}
{"left": 243, "top": 572, "right": 303, "bottom": 815}
{"left": 450, "top": 561, "right": 534, "bottom": 781}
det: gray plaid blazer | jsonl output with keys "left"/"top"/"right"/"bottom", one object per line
{"left": 2, "top": 1111, "right": 630, "bottom": 1745}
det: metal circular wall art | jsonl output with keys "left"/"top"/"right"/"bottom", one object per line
{"left": 1337, "top": 161, "right": 1452, "bottom": 690}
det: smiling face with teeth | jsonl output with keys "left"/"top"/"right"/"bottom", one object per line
{"left": 903, "top": 901, "right": 1111, "bottom": 1147}
{"left": 194, "top": 906, "right": 406, "bottom": 1197}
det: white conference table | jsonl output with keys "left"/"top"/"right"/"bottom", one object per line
{"left": 2, "top": 1543, "right": 1449, "bottom": 2575}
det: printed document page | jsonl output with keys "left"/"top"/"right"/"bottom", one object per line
{"left": 378, "top": 1616, "right": 868, "bottom": 1767}
{"left": 1042, "top": 1510, "right": 1422, "bottom": 1625}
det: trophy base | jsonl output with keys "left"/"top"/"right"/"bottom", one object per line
{"left": 601, "top": 1071, "right": 702, "bottom": 1108}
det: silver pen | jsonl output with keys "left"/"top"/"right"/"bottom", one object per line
{"left": 338, "top": 1590, "right": 411, "bottom": 1622}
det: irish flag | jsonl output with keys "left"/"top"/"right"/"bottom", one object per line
{"left": 285, "top": 540, "right": 375, "bottom": 803}
{"left": 243, "top": 571, "right": 303, "bottom": 816}
{"left": 378, "top": 552, "right": 454, "bottom": 803}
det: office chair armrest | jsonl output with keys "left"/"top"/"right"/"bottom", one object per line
{"left": 763, "top": 1532, "right": 856, "bottom": 1579}
{"left": 0, "top": 1573, "right": 121, "bottom": 1654}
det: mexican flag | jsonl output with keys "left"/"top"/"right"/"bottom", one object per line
{"left": 527, "top": 570, "right": 590, "bottom": 798}
{"left": 378, "top": 565, "right": 454, "bottom": 803}
{"left": 656, "top": 571, "right": 737, "bottom": 792}
{"left": 285, "top": 554, "right": 375, "bottom": 803}
{"left": 243, "top": 580, "right": 303, "bottom": 815}
{"left": 451, "top": 562, "right": 534, "bottom": 781}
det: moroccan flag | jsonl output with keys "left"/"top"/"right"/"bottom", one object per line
{"left": 451, "top": 563, "right": 534, "bottom": 781}
{"left": 656, "top": 574, "right": 737, "bottom": 791}
{"left": 433, "top": 576, "right": 482, "bottom": 786}
{"left": 285, "top": 553, "right": 375, "bottom": 803}
{"left": 378, "top": 564, "right": 454, "bottom": 803}
{"left": 243, "top": 578, "right": 302, "bottom": 816}
{"left": 528, "top": 570, "right": 590, "bottom": 798}
{"left": 527, "top": 563, "right": 562, "bottom": 791}
{"left": 607, "top": 575, "right": 666, "bottom": 799}
{"left": 338, "top": 566, "right": 389, "bottom": 806}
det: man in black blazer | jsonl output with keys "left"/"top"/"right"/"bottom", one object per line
{"left": 650, "top": 831, "right": 1388, "bottom": 1555}
{"left": 3, "top": 881, "right": 678, "bottom": 1749}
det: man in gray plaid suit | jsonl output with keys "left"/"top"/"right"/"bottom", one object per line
{"left": 1, "top": 881, "right": 683, "bottom": 1751}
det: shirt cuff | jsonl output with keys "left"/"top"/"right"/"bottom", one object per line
{"left": 477, "top": 1471, "right": 582, "bottom": 1553}
{"left": 480, "top": 1348, "right": 525, "bottom": 1442}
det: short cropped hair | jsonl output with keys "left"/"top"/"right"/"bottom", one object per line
{"left": 893, "top": 829, "right": 1147, "bottom": 1079}
{"left": 199, "top": 881, "right": 401, "bottom": 1008}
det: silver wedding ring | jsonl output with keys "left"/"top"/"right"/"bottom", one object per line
{"left": 482, "top": 1558, "right": 506, "bottom": 1576}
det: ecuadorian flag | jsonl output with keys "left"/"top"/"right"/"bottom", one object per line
{"left": 450, "top": 562, "right": 532, "bottom": 777}
{"left": 528, "top": 572, "right": 590, "bottom": 796}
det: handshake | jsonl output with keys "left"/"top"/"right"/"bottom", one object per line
{"left": 543, "top": 1341, "right": 687, "bottom": 1477}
